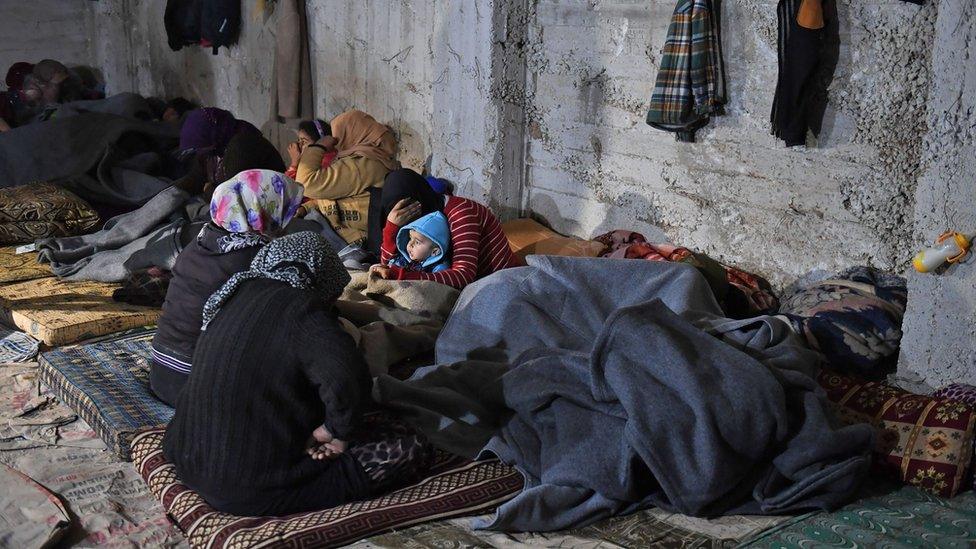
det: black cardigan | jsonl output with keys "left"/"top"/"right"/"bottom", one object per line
{"left": 151, "top": 224, "right": 260, "bottom": 374}
{"left": 163, "top": 278, "right": 371, "bottom": 516}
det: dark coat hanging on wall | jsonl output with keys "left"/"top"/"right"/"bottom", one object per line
{"left": 770, "top": 0, "right": 830, "bottom": 146}
{"left": 164, "top": 0, "right": 241, "bottom": 55}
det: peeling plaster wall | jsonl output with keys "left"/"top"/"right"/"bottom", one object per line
{"left": 92, "top": 1, "right": 445, "bottom": 175}
{"left": 0, "top": 1, "right": 95, "bottom": 81}
{"left": 519, "top": 0, "right": 936, "bottom": 287}
{"left": 89, "top": 0, "right": 522, "bottom": 211}
{"left": 898, "top": 0, "right": 976, "bottom": 389}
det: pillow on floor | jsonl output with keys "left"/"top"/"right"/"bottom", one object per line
{"left": 934, "top": 383, "right": 976, "bottom": 492}
{"left": 0, "top": 182, "right": 100, "bottom": 244}
{"left": 819, "top": 370, "right": 976, "bottom": 498}
{"left": 780, "top": 266, "right": 907, "bottom": 379}
{"left": 502, "top": 219, "right": 606, "bottom": 262}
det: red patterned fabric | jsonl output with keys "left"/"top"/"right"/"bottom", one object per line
{"left": 818, "top": 370, "right": 976, "bottom": 497}
{"left": 594, "top": 230, "right": 778, "bottom": 317}
{"left": 934, "top": 383, "right": 976, "bottom": 491}
{"left": 131, "top": 428, "right": 523, "bottom": 548}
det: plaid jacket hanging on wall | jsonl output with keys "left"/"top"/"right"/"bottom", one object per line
{"left": 646, "top": 0, "right": 726, "bottom": 142}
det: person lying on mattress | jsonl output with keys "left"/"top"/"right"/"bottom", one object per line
{"left": 149, "top": 169, "right": 304, "bottom": 406}
{"left": 369, "top": 210, "right": 452, "bottom": 277}
{"left": 163, "top": 232, "right": 431, "bottom": 516}
{"left": 370, "top": 168, "right": 520, "bottom": 289}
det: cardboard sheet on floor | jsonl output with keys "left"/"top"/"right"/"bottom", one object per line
{"left": 132, "top": 427, "right": 522, "bottom": 549}
{"left": 0, "top": 361, "right": 184, "bottom": 546}
{"left": 0, "top": 277, "right": 159, "bottom": 346}
{"left": 37, "top": 328, "right": 172, "bottom": 460}
{"left": 0, "top": 463, "right": 72, "bottom": 547}
{"left": 0, "top": 246, "right": 53, "bottom": 285}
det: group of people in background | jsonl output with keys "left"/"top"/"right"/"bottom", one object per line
{"left": 0, "top": 59, "right": 105, "bottom": 131}
{"left": 0, "top": 56, "right": 521, "bottom": 514}
{"left": 142, "top": 103, "right": 519, "bottom": 515}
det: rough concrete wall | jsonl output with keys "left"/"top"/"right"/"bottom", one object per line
{"left": 898, "top": 0, "right": 976, "bottom": 389}
{"left": 431, "top": 0, "right": 527, "bottom": 214}
{"left": 91, "top": 1, "right": 444, "bottom": 174}
{"left": 0, "top": 2, "right": 94, "bottom": 80}
{"left": 91, "top": 0, "right": 276, "bottom": 127}
{"left": 519, "top": 0, "right": 936, "bottom": 287}
{"left": 90, "top": 0, "right": 522, "bottom": 207}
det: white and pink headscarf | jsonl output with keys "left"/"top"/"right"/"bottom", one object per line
{"left": 209, "top": 169, "right": 304, "bottom": 235}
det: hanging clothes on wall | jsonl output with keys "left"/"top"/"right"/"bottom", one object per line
{"left": 164, "top": 0, "right": 241, "bottom": 55}
{"left": 770, "top": 0, "right": 827, "bottom": 146}
{"left": 645, "top": 0, "right": 726, "bottom": 143}
{"left": 271, "top": 0, "right": 314, "bottom": 121}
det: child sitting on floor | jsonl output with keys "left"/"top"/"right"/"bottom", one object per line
{"left": 371, "top": 211, "right": 451, "bottom": 277}
{"left": 286, "top": 118, "right": 336, "bottom": 180}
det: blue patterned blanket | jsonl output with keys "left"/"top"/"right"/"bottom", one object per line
{"left": 38, "top": 328, "right": 173, "bottom": 460}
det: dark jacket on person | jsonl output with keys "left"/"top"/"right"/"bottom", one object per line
{"left": 150, "top": 223, "right": 263, "bottom": 405}
{"left": 162, "top": 278, "right": 371, "bottom": 516}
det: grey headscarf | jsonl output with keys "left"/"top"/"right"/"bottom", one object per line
{"left": 200, "top": 231, "right": 350, "bottom": 330}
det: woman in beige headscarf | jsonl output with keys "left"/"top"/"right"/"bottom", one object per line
{"left": 295, "top": 109, "right": 399, "bottom": 249}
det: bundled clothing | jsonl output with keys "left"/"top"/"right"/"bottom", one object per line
{"left": 164, "top": 232, "right": 427, "bottom": 516}
{"left": 595, "top": 230, "right": 779, "bottom": 318}
{"left": 387, "top": 211, "right": 451, "bottom": 273}
{"left": 164, "top": 0, "right": 241, "bottom": 54}
{"left": 646, "top": 0, "right": 725, "bottom": 142}
{"left": 113, "top": 267, "right": 174, "bottom": 307}
{"left": 150, "top": 170, "right": 304, "bottom": 406}
{"left": 379, "top": 169, "right": 518, "bottom": 289}
{"left": 771, "top": 0, "right": 828, "bottom": 146}
{"left": 296, "top": 110, "right": 399, "bottom": 247}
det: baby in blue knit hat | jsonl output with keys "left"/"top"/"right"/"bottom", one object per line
{"left": 383, "top": 211, "right": 451, "bottom": 273}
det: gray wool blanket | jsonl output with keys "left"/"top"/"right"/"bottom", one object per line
{"left": 36, "top": 186, "right": 196, "bottom": 282}
{"left": 0, "top": 111, "right": 178, "bottom": 206}
{"left": 375, "top": 257, "right": 875, "bottom": 532}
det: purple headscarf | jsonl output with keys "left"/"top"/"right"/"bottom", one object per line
{"left": 179, "top": 107, "right": 259, "bottom": 154}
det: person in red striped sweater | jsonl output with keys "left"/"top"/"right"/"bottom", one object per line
{"left": 370, "top": 169, "right": 520, "bottom": 289}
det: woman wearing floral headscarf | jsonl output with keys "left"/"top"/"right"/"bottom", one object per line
{"left": 294, "top": 109, "right": 399, "bottom": 251}
{"left": 164, "top": 232, "right": 431, "bottom": 516}
{"left": 150, "top": 169, "right": 304, "bottom": 406}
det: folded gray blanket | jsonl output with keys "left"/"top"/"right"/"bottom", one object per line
{"left": 36, "top": 186, "right": 194, "bottom": 282}
{"left": 0, "top": 111, "right": 178, "bottom": 206}
{"left": 376, "top": 257, "right": 875, "bottom": 532}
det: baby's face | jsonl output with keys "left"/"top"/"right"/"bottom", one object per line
{"left": 406, "top": 230, "right": 437, "bottom": 262}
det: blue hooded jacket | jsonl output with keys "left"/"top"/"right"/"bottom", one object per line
{"left": 389, "top": 211, "right": 451, "bottom": 272}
